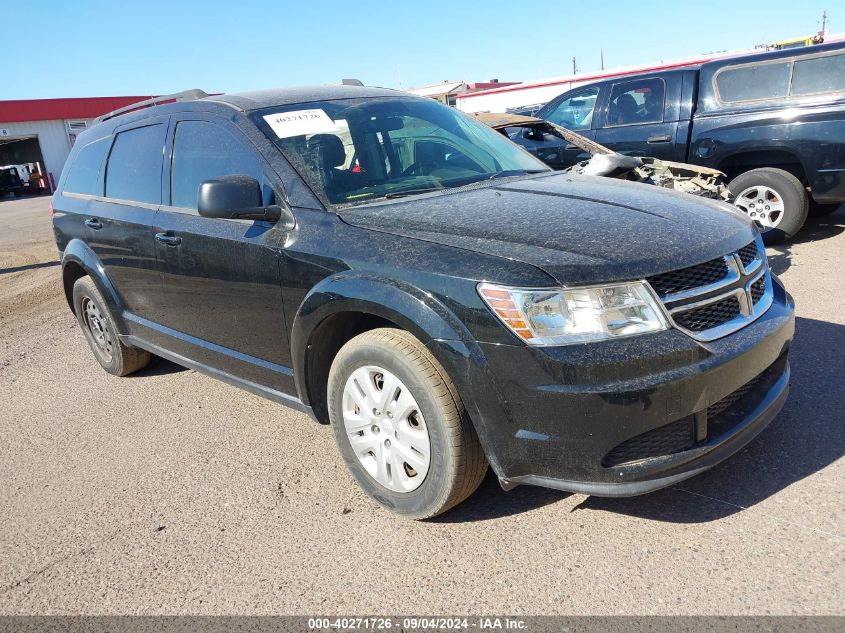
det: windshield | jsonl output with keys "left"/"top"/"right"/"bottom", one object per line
{"left": 251, "top": 97, "right": 549, "bottom": 207}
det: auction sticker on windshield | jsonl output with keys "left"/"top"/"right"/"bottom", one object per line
{"left": 263, "top": 109, "right": 338, "bottom": 139}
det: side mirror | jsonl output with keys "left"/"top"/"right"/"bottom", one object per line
{"left": 197, "top": 175, "right": 295, "bottom": 229}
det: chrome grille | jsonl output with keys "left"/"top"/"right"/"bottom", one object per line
{"left": 750, "top": 276, "right": 766, "bottom": 304}
{"left": 672, "top": 296, "right": 742, "bottom": 332}
{"left": 737, "top": 242, "right": 759, "bottom": 268}
{"left": 647, "top": 237, "right": 773, "bottom": 342}
{"left": 648, "top": 257, "right": 729, "bottom": 296}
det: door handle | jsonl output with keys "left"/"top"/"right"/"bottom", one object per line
{"left": 155, "top": 232, "right": 182, "bottom": 246}
{"left": 647, "top": 134, "right": 672, "bottom": 144}
{"left": 84, "top": 218, "right": 102, "bottom": 230}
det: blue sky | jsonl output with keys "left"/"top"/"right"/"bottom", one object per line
{"left": 0, "top": 0, "right": 834, "bottom": 100}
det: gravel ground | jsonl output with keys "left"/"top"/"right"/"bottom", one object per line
{"left": 0, "top": 195, "right": 842, "bottom": 615}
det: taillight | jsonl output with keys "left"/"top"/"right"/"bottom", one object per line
{"left": 48, "top": 201, "right": 54, "bottom": 220}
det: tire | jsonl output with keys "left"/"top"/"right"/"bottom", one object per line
{"left": 809, "top": 201, "right": 842, "bottom": 217}
{"left": 327, "top": 328, "right": 488, "bottom": 519}
{"left": 729, "top": 168, "right": 809, "bottom": 245}
{"left": 72, "top": 276, "right": 151, "bottom": 376}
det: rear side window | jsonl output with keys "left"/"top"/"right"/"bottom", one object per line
{"left": 63, "top": 137, "right": 110, "bottom": 195}
{"left": 715, "top": 62, "right": 791, "bottom": 103}
{"left": 105, "top": 124, "right": 166, "bottom": 204}
{"left": 170, "top": 120, "right": 261, "bottom": 209}
{"left": 606, "top": 78, "right": 665, "bottom": 126}
{"left": 791, "top": 53, "right": 845, "bottom": 96}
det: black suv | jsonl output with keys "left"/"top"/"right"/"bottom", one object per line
{"left": 52, "top": 85, "right": 795, "bottom": 518}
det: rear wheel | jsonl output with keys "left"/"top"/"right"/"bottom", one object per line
{"left": 327, "top": 328, "right": 488, "bottom": 519}
{"left": 72, "top": 277, "right": 151, "bottom": 376}
{"left": 729, "top": 168, "right": 808, "bottom": 244}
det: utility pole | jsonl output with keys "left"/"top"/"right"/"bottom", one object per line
{"left": 821, "top": 10, "right": 828, "bottom": 35}
{"left": 600, "top": 48, "right": 605, "bottom": 70}
{"left": 572, "top": 56, "right": 577, "bottom": 75}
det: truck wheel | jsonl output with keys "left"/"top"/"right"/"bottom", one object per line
{"left": 72, "top": 277, "right": 151, "bottom": 376}
{"left": 729, "top": 168, "right": 808, "bottom": 244}
{"left": 327, "top": 328, "right": 488, "bottom": 519}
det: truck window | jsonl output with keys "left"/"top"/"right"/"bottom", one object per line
{"left": 170, "top": 120, "right": 262, "bottom": 210}
{"left": 63, "top": 137, "right": 110, "bottom": 196}
{"left": 790, "top": 53, "right": 845, "bottom": 96}
{"left": 105, "top": 124, "right": 166, "bottom": 204}
{"left": 715, "top": 62, "right": 790, "bottom": 103}
{"left": 606, "top": 78, "right": 665, "bottom": 127}
{"left": 543, "top": 86, "right": 599, "bottom": 130}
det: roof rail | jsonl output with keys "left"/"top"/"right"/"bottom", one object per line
{"left": 95, "top": 89, "right": 209, "bottom": 123}
{"left": 341, "top": 78, "right": 364, "bottom": 86}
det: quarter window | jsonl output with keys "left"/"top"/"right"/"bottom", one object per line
{"left": 607, "top": 78, "right": 665, "bottom": 126}
{"left": 791, "top": 53, "right": 845, "bottom": 96}
{"left": 170, "top": 120, "right": 261, "bottom": 209}
{"left": 105, "top": 124, "right": 166, "bottom": 204}
{"left": 715, "top": 62, "right": 791, "bottom": 103}
{"left": 64, "top": 137, "right": 110, "bottom": 195}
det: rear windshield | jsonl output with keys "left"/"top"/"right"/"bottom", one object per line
{"left": 251, "top": 96, "right": 548, "bottom": 208}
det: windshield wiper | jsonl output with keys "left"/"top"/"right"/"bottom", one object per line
{"left": 488, "top": 169, "right": 548, "bottom": 180}
{"left": 383, "top": 186, "right": 444, "bottom": 199}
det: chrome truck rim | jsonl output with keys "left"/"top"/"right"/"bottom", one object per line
{"left": 342, "top": 365, "right": 431, "bottom": 492}
{"left": 734, "top": 185, "right": 785, "bottom": 229}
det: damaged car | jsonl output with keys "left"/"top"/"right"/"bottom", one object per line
{"left": 476, "top": 112, "right": 731, "bottom": 201}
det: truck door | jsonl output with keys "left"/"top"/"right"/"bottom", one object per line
{"left": 593, "top": 74, "right": 685, "bottom": 162}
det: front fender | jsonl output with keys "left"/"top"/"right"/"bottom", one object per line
{"left": 61, "top": 238, "right": 128, "bottom": 333}
{"left": 291, "top": 271, "right": 479, "bottom": 390}
{"left": 290, "top": 272, "right": 514, "bottom": 471}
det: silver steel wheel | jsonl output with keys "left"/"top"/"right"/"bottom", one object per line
{"left": 342, "top": 365, "right": 431, "bottom": 493}
{"left": 81, "top": 297, "right": 114, "bottom": 361}
{"left": 734, "top": 185, "right": 785, "bottom": 230}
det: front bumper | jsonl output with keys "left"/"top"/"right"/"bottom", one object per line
{"left": 435, "top": 276, "right": 795, "bottom": 497}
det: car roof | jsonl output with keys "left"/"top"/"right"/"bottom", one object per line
{"left": 77, "top": 84, "right": 413, "bottom": 142}
{"left": 206, "top": 84, "right": 404, "bottom": 111}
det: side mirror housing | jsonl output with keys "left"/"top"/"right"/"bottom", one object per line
{"left": 196, "top": 175, "right": 295, "bottom": 228}
{"left": 198, "top": 175, "right": 262, "bottom": 218}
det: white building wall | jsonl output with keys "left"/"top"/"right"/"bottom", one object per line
{"left": 456, "top": 81, "right": 582, "bottom": 113}
{"left": 0, "top": 117, "right": 96, "bottom": 184}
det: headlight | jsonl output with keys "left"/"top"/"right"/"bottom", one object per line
{"left": 477, "top": 281, "right": 669, "bottom": 346}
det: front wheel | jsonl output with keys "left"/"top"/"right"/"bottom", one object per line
{"left": 327, "top": 328, "right": 488, "bottom": 519}
{"left": 729, "top": 168, "right": 809, "bottom": 245}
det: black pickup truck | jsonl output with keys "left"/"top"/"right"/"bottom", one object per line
{"left": 515, "top": 41, "right": 845, "bottom": 243}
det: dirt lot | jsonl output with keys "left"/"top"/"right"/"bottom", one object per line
{"left": 0, "top": 195, "right": 843, "bottom": 615}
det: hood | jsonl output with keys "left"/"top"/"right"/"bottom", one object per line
{"left": 339, "top": 173, "right": 755, "bottom": 285}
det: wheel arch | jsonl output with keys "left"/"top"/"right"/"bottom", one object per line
{"left": 290, "top": 272, "right": 484, "bottom": 425}
{"left": 61, "top": 238, "right": 127, "bottom": 331}
{"left": 716, "top": 149, "right": 808, "bottom": 185}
